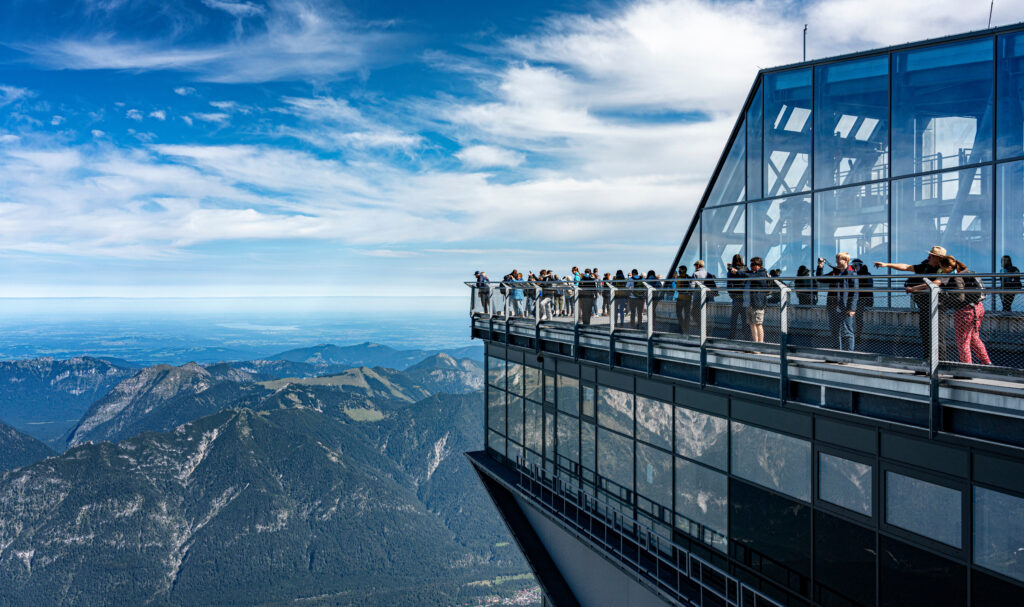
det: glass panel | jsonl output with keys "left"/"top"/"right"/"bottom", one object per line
{"left": 748, "top": 194, "right": 811, "bottom": 276}
{"left": 675, "top": 457, "right": 728, "bottom": 540}
{"left": 544, "top": 411, "right": 555, "bottom": 463}
{"left": 543, "top": 373, "right": 555, "bottom": 404}
{"left": 701, "top": 204, "right": 746, "bottom": 284}
{"left": 507, "top": 396, "right": 524, "bottom": 446}
{"left": 892, "top": 39, "right": 993, "bottom": 176}
{"left": 582, "top": 385, "right": 595, "bottom": 418}
{"left": 731, "top": 478, "right": 812, "bottom": 578}
{"left": 487, "top": 356, "right": 505, "bottom": 388}
{"left": 818, "top": 452, "right": 872, "bottom": 516}
{"left": 707, "top": 119, "right": 746, "bottom": 206}
{"left": 635, "top": 396, "right": 672, "bottom": 450}
{"left": 731, "top": 421, "right": 811, "bottom": 501}
{"left": 525, "top": 365, "right": 541, "bottom": 402}
{"left": 678, "top": 219, "right": 700, "bottom": 275}
{"left": 879, "top": 535, "right": 966, "bottom": 605}
{"left": 487, "top": 430, "right": 506, "bottom": 457}
{"left": 508, "top": 440, "right": 523, "bottom": 466}
{"left": 507, "top": 362, "right": 523, "bottom": 396}
{"left": 748, "top": 82, "right": 764, "bottom": 200}
{"left": 597, "top": 427, "right": 633, "bottom": 491}
{"left": 885, "top": 471, "right": 962, "bottom": 548}
{"left": 597, "top": 386, "right": 633, "bottom": 436}
{"left": 525, "top": 400, "right": 543, "bottom": 454}
{"left": 998, "top": 32, "right": 1024, "bottom": 159}
{"left": 973, "top": 567, "right": 1024, "bottom": 606}
{"left": 814, "top": 181, "right": 889, "bottom": 267}
{"left": 764, "top": 68, "right": 812, "bottom": 197}
{"left": 581, "top": 420, "right": 596, "bottom": 473}
{"left": 814, "top": 54, "right": 889, "bottom": 188}
{"left": 556, "top": 412, "right": 579, "bottom": 464}
{"left": 974, "top": 486, "right": 1024, "bottom": 583}
{"left": 636, "top": 443, "right": 672, "bottom": 509}
{"left": 892, "top": 166, "right": 993, "bottom": 273}
{"left": 997, "top": 160, "right": 1024, "bottom": 306}
{"left": 487, "top": 387, "right": 505, "bottom": 434}
{"left": 814, "top": 510, "right": 876, "bottom": 607}
{"left": 674, "top": 406, "right": 728, "bottom": 471}
{"left": 556, "top": 374, "right": 579, "bottom": 415}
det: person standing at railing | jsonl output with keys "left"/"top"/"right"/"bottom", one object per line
{"left": 875, "top": 245, "right": 947, "bottom": 368}
{"left": 730, "top": 257, "right": 768, "bottom": 343}
{"left": 796, "top": 265, "right": 816, "bottom": 305}
{"left": 509, "top": 272, "right": 526, "bottom": 317}
{"left": 1000, "top": 255, "right": 1021, "bottom": 311}
{"left": 673, "top": 266, "right": 691, "bottom": 333}
{"left": 579, "top": 269, "right": 597, "bottom": 325}
{"left": 726, "top": 254, "right": 750, "bottom": 340}
{"left": 553, "top": 273, "right": 566, "bottom": 317}
{"left": 591, "top": 268, "right": 601, "bottom": 317}
{"left": 475, "top": 271, "right": 491, "bottom": 314}
{"left": 539, "top": 270, "right": 555, "bottom": 321}
{"left": 526, "top": 271, "right": 538, "bottom": 316}
{"left": 689, "top": 260, "right": 710, "bottom": 334}
{"left": 613, "top": 270, "right": 628, "bottom": 326}
{"left": 817, "top": 253, "right": 859, "bottom": 351}
{"left": 852, "top": 260, "right": 873, "bottom": 348}
{"left": 601, "top": 273, "right": 613, "bottom": 317}
{"left": 941, "top": 257, "right": 991, "bottom": 365}
{"left": 627, "top": 269, "right": 645, "bottom": 328}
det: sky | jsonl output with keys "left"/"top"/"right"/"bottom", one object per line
{"left": 0, "top": 0, "right": 1022, "bottom": 298}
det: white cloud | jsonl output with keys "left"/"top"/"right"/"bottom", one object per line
{"left": 0, "top": 134, "right": 20, "bottom": 144}
{"left": 456, "top": 145, "right": 525, "bottom": 169}
{"left": 276, "top": 96, "right": 422, "bottom": 151}
{"left": 181, "top": 115, "right": 193, "bottom": 126}
{"left": 0, "top": 85, "right": 32, "bottom": 107}
{"left": 174, "top": 86, "right": 195, "bottom": 96}
{"left": 91, "top": 129, "right": 105, "bottom": 138}
{"left": 192, "top": 112, "right": 230, "bottom": 123}
{"left": 149, "top": 110, "right": 167, "bottom": 120}
{"left": 51, "top": 115, "right": 65, "bottom": 126}
{"left": 201, "top": 0, "right": 265, "bottom": 18}
{"left": 209, "top": 100, "right": 238, "bottom": 111}
{"left": 126, "top": 108, "right": 143, "bottom": 121}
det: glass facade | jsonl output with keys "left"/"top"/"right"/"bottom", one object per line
{"left": 819, "top": 452, "right": 873, "bottom": 516}
{"left": 885, "top": 471, "right": 962, "bottom": 548}
{"left": 731, "top": 421, "right": 811, "bottom": 501}
{"left": 973, "top": 486, "right": 1024, "bottom": 583}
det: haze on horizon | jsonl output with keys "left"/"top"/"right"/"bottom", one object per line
{"left": 1, "top": 0, "right": 1020, "bottom": 298}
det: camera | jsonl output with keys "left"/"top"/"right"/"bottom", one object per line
{"left": 817, "top": 257, "right": 826, "bottom": 263}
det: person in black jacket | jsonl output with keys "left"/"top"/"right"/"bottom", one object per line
{"left": 817, "top": 252, "right": 859, "bottom": 351}
{"left": 730, "top": 257, "right": 768, "bottom": 343}
{"left": 726, "top": 254, "right": 750, "bottom": 340}
{"left": 852, "top": 260, "right": 873, "bottom": 348}
{"left": 579, "top": 269, "right": 597, "bottom": 325}
{"left": 1001, "top": 255, "right": 1021, "bottom": 311}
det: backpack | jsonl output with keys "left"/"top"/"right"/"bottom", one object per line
{"left": 705, "top": 274, "right": 719, "bottom": 298}
{"left": 961, "top": 271, "right": 985, "bottom": 305}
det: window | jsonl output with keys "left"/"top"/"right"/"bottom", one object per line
{"left": 892, "top": 166, "right": 993, "bottom": 274}
{"left": 997, "top": 160, "right": 1024, "bottom": 286}
{"left": 747, "top": 82, "right": 764, "bottom": 200}
{"left": 764, "top": 68, "right": 812, "bottom": 196}
{"left": 814, "top": 182, "right": 889, "bottom": 265}
{"left": 507, "top": 396, "right": 524, "bottom": 446}
{"left": 675, "top": 457, "right": 728, "bottom": 544}
{"left": 885, "top": 471, "right": 962, "bottom": 548}
{"left": 544, "top": 373, "right": 555, "bottom": 404}
{"left": 892, "top": 39, "right": 993, "bottom": 176}
{"left": 707, "top": 120, "right": 746, "bottom": 207}
{"left": 487, "top": 356, "right": 505, "bottom": 388}
{"left": 525, "top": 366, "right": 541, "bottom": 402}
{"left": 998, "top": 32, "right": 1024, "bottom": 159}
{"left": 582, "top": 385, "right": 595, "bottom": 418}
{"left": 525, "top": 401, "right": 543, "bottom": 454}
{"left": 635, "top": 396, "right": 672, "bottom": 450}
{"left": 581, "top": 420, "right": 596, "bottom": 473}
{"left": 597, "top": 427, "right": 633, "bottom": 492}
{"left": 487, "top": 430, "right": 506, "bottom": 458}
{"left": 814, "top": 54, "right": 889, "bottom": 188}
{"left": 701, "top": 204, "right": 745, "bottom": 284}
{"left": 556, "top": 412, "right": 579, "bottom": 464}
{"left": 678, "top": 219, "right": 701, "bottom": 275}
{"left": 814, "top": 510, "right": 875, "bottom": 607}
{"left": 818, "top": 452, "right": 872, "bottom": 516}
{"left": 747, "top": 194, "right": 811, "bottom": 276}
{"left": 556, "top": 375, "right": 579, "bottom": 415}
{"left": 507, "top": 362, "right": 523, "bottom": 396}
{"left": 597, "top": 386, "right": 633, "bottom": 436}
{"left": 674, "top": 406, "right": 728, "bottom": 471}
{"left": 973, "top": 486, "right": 1024, "bottom": 583}
{"left": 730, "top": 478, "right": 811, "bottom": 578}
{"left": 879, "top": 535, "right": 966, "bottom": 605}
{"left": 636, "top": 443, "right": 672, "bottom": 509}
{"left": 731, "top": 421, "right": 811, "bottom": 501}
{"left": 544, "top": 411, "right": 555, "bottom": 464}
{"left": 487, "top": 387, "right": 505, "bottom": 434}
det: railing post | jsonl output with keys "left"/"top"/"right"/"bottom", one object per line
{"left": 697, "top": 283, "right": 708, "bottom": 388}
{"left": 534, "top": 283, "right": 542, "bottom": 354}
{"left": 776, "top": 280, "right": 791, "bottom": 405}
{"left": 573, "top": 284, "right": 581, "bottom": 362}
{"left": 469, "top": 284, "right": 475, "bottom": 317}
{"left": 646, "top": 283, "right": 655, "bottom": 377}
{"left": 503, "top": 282, "right": 511, "bottom": 345}
{"left": 927, "top": 280, "right": 940, "bottom": 437}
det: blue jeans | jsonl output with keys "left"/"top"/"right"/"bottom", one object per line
{"left": 830, "top": 309, "right": 856, "bottom": 351}
{"left": 511, "top": 298, "right": 524, "bottom": 316}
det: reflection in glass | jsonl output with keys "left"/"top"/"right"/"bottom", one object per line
{"left": 556, "top": 375, "right": 579, "bottom": 415}
{"left": 701, "top": 204, "right": 745, "bottom": 285}
{"left": 998, "top": 32, "right": 1024, "bottom": 159}
{"left": 675, "top": 457, "right": 728, "bottom": 540}
{"left": 581, "top": 421, "right": 596, "bottom": 473}
{"left": 487, "top": 430, "right": 506, "bottom": 457}
{"left": 748, "top": 82, "right": 764, "bottom": 200}
{"left": 635, "top": 396, "right": 672, "bottom": 450}
{"left": 731, "top": 478, "right": 811, "bottom": 577}
{"left": 507, "top": 362, "right": 523, "bottom": 396}
{"left": 707, "top": 119, "right": 746, "bottom": 206}
{"left": 597, "top": 428, "right": 633, "bottom": 491}
{"left": 507, "top": 396, "right": 524, "bottom": 446}
{"left": 892, "top": 39, "right": 993, "bottom": 176}
{"left": 678, "top": 219, "right": 701, "bottom": 274}
{"left": 597, "top": 386, "right": 633, "bottom": 436}
{"left": 814, "top": 510, "right": 876, "bottom": 607}
{"left": 544, "top": 411, "right": 555, "bottom": 463}
{"left": 814, "top": 182, "right": 889, "bottom": 264}
{"left": 544, "top": 373, "right": 555, "bottom": 404}
{"left": 525, "top": 366, "right": 541, "bottom": 402}
{"left": 885, "top": 471, "right": 962, "bottom": 548}
{"left": 674, "top": 407, "right": 728, "bottom": 470}
{"left": 487, "top": 387, "right": 505, "bottom": 434}
{"left": 879, "top": 535, "right": 967, "bottom": 605}
{"left": 557, "top": 412, "right": 579, "bottom": 464}
{"left": 747, "top": 194, "right": 811, "bottom": 276}
{"left": 636, "top": 443, "right": 672, "bottom": 509}
{"left": 818, "top": 452, "right": 872, "bottom": 516}
{"left": 764, "top": 68, "right": 812, "bottom": 197}
{"left": 814, "top": 55, "right": 889, "bottom": 188}
{"left": 507, "top": 441, "right": 523, "bottom": 466}
{"left": 525, "top": 401, "right": 543, "bottom": 454}
{"left": 892, "top": 166, "right": 993, "bottom": 273}
{"left": 731, "top": 421, "right": 811, "bottom": 501}
{"left": 487, "top": 356, "right": 505, "bottom": 388}
{"left": 973, "top": 486, "right": 1024, "bottom": 583}
{"left": 997, "top": 160, "right": 1024, "bottom": 285}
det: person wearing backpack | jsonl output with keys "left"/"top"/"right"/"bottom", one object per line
{"left": 1000, "top": 255, "right": 1021, "bottom": 311}
{"left": 726, "top": 254, "right": 750, "bottom": 340}
{"left": 626, "top": 269, "right": 644, "bottom": 328}
{"left": 943, "top": 257, "right": 991, "bottom": 365}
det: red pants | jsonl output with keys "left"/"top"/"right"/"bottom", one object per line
{"left": 953, "top": 303, "right": 991, "bottom": 365}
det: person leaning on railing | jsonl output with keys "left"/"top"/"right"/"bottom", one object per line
{"left": 726, "top": 254, "right": 750, "bottom": 340}
{"left": 509, "top": 272, "right": 526, "bottom": 317}
{"left": 816, "top": 253, "right": 859, "bottom": 352}
{"left": 579, "top": 269, "right": 597, "bottom": 325}
{"left": 939, "top": 256, "right": 991, "bottom": 366}
{"left": 875, "top": 245, "right": 948, "bottom": 368}
{"left": 729, "top": 257, "right": 768, "bottom": 344}
{"left": 474, "top": 271, "right": 490, "bottom": 314}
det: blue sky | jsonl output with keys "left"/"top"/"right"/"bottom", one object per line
{"left": 0, "top": 0, "right": 1021, "bottom": 297}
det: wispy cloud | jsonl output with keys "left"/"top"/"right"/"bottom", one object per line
{"left": 456, "top": 145, "right": 525, "bottom": 169}
{"left": 149, "top": 110, "right": 167, "bottom": 120}
{"left": 0, "top": 85, "right": 32, "bottom": 107}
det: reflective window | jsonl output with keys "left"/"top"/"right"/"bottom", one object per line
{"left": 818, "top": 452, "right": 872, "bottom": 516}
{"left": 764, "top": 68, "right": 812, "bottom": 197}
{"left": 581, "top": 420, "right": 596, "bottom": 473}
{"left": 748, "top": 82, "right": 764, "bottom": 200}
{"left": 892, "top": 166, "right": 993, "bottom": 273}
{"left": 885, "top": 471, "right": 962, "bottom": 548}
{"left": 636, "top": 443, "right": 672, "bottom": 509}
{"left": 674, "top": 406, "right": 728, "bottom": 471}
{"left": 748, "top": 194, "right": 811, "bottom": 276}
{"left": 731, "top": 478, "right": 811, "bottom": 578}
{"left": 731, "top": 421, "right": 811, "bottom": 501}
{"left": 487, "top": 356, "right": 505, "bottom": 388}
{"left": 701, "top": 204, "right": 745, "bottom": 283}
{"left": 525, "top": 401, "right": 543, "bottom": 454}
{"left": 998, "top": 32, "right": 1024, "bottom": 159}
{"left": 707, "top": 119, "right": 746, "bottom": 206}
{"left": 544, "top": 411, "right": 555, "bottom": 463}
{"left": 635, "top": 396, "right": 672, "bottom": 450}
{"left": 597, "top": 386, "right": 633, "bottom": 436}
{"left": 487, "top": 387, "right": 505, "bottom": 434}
{"left": 814, "top": 510, "right": 876, "bottom": 607}
{"left": 997, "top": 160, "right": 1024, "bottom": 288}
{"left": 556, "top": 412, "right": 579, "bottom": 464}
{"left": 973, "top": 486, "right": 1024, "bottom": 583}
{"left": 879, "top": 535, "right": 966, "bottom": 605}
{"left": 556, "top": 374, "right": 579, "bottom": 415}
{"left": 892, "top": 39, "right": 993, "bottom": 176}
{"left": 814, "top": 181, "right": 889, "bottom": 264}
{"left": 487, "top": 430, "right": 506, "bottom": 457}
{"left": 507, "top": 396, "right": 524, "bottom": 446}
{"left": 814, "top": 55, "right": 889, "bottom": 188}
{"left": 544, "top": 373, "right": 555, "bottom": 404}
{"left": 675, "top": 457, "right": 728, "bottom": 542}
{"left": 678, "top": 219, "right": 701, "bottom": 274}
{"left": 507, "top": 440, "right": 523, "bottom": 466}
{"left": 597, "top": 428, "right": 634, "bottom": 491}
{"left": 525, "top": 366, "right": 541, "bottom": 402}
{"left": 582, "top": 385, "right": 595, "bottom": 418}
{"left": 507, "top": 362, "right": 523, "bottom": 396}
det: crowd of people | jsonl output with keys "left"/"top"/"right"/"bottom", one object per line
{"left": 473, "top": 248, "right": 1021, "bottom": 367}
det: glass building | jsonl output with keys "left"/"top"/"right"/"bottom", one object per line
{"left": 469, "top": 25, "right": 1024, "bottom": 607}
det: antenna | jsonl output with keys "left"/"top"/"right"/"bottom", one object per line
{"left": 803, "top": 24, "right": 808, "bottom": 61}
{"left": 989, "top": 1, "right": 995, "bottom": 28}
